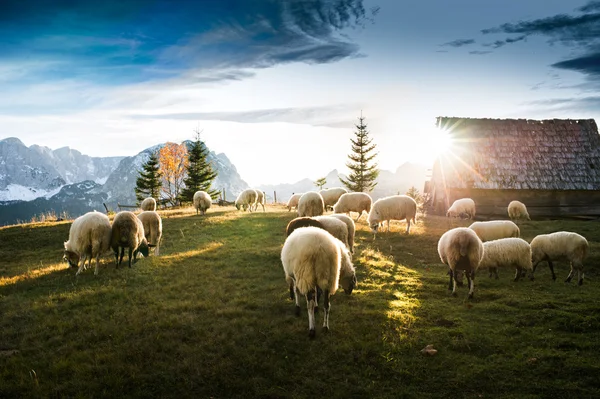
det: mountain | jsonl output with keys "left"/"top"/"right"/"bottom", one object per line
{"left": 257, "top": 163, "right": 429, "bottom": 203}
{"left": 0, "top": 137, "right": 124, "bottom": 201}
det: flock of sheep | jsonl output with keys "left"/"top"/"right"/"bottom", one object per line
{"left": 439, "top": 198, "right": 590, "bottom": 299}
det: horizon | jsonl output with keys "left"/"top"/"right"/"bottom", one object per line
{"left": 2, "top": 0, "right": 600, "bottom": 186}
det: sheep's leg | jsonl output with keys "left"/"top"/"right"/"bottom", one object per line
{"left": 294, "top": 286, "right": 301, "bottom": 316}
{"left": 578, "top": 267, "right": 585, "bottom": 286}
{"left": 513, "top": 266, "right": 522, "bottom": 282}
{"left": 467, "top": 271, "right": 475, "bottom": 299}
{"left": 75, "top": 259, "right": 84, "bottom": 276}
{"left": 118, "top": 247, "right": 125, "bottom": 267}
{"left": 261, "top": 203, "right": 265, "bottom": 212}
{"left": 314, "top": 287, "right": 322, "bottom": 314}
{"left": 387, "top": 220, "right": 391, "bottom": 233}
{"left": 322, "top": 289, "right": 330, "bottom": 332}
{"left": 306, "top": 290, "right": 316, "bottom": 338}
{"left": 406, "top": 219, "right": 411, "bottom": 234}
{"left": 448, "top": 269, "right": 454, "bottom": 291}
{"left": 547, "top": 261, "right": 556, "bottom": 281}
{"left": 127, "top": 247, "right": 133, "bottom": 268}
{"left": 94, "top": 255, "right": 100, "bottom": 276}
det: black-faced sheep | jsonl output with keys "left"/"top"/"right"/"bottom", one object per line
{"left": 286, "top": 217, "right": 326, "bottom": 237}
{"left": 319, "top": 187, "right": 348, "bottom": 211}
{"left": 286, "top": 216, "right": 350, "bottom": 252}
{"left": 468, "top": 220, "right": 520, "bottom": 242}
{"left": 507, "top": 200, "right": 530, "bottom": 221}
{"left": 368, "top": 195, "right": 417, "bottom": 235}
{"left": 332, "top": 192, "right": 372, "bottom": 221}
{"left": 446, "top": 198, "right": 476, "bottom": 219}
{"left": 479, "top": 237, "right": 533, "bottom": 281}
{"left": 63, "top": 211, "right": 112, "bottom": 276}
{"left": 140, "top": 197, "right": 157, "bottom": 212}
{"left": 281, "top": 226, "right": 357, "bottom": 338}
{"left": 110, "top": 211, "right": 150, "bottom": 268}
{"left": 193, "top": 191, "right": 212, "bottom": 215}
{"left": 235, "top": 189, "right": 258, "bottom": 212}
{"left": 297, "top": 191, "right": 325, "bottom": 217}
{"left": 437, "top": 227, "right": 484, "bottom": 299}
{"left": 531, "top": 231, "right": 589, "bottom": 285}
{"left": 137, "top": 211, "right": 162, "bottom": 256}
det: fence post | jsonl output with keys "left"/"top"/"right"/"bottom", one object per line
{"left": 274, "top": 191, "right": 277, "bottom": 204}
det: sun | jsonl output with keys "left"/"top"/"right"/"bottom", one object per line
{"left": 429, "top": 127, "right": 453, "bottom": 158}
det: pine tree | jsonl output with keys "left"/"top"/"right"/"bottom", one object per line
{"left": 340, "top": 113, "right": 379, "bottom": 192}
{"left": 179, "top": 128, "right": 219, "bottom": 203}
{"left": 314, "top": 177, "right": 327, "bottom": 190}
{"left": 135, "top": 151, "right": 162, "bottom": 203}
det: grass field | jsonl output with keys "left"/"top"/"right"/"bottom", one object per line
{"left": 1, "top": 206, "right": 599, "bottom": 398}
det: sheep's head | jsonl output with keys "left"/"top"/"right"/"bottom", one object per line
{"left": 138, "top": 239, "right": 150, "bottom": 258}
{"left": 63, "top": 250, "right": 79, "bottom": 268}
{"left": 369, "top": 221, "right": 380, "bottom": 234}
{"left": 339, "top": 250, "right": 357, "bottom": 294}
{"left": 235, "top": 203, "right": 241, "bottom": 210}
{"left": 340, "top": 272, "right": 357, "bottom": 295}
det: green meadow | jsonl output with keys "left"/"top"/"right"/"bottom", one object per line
{"left": 1, "top": 206, "right": 599, "bottom": 398}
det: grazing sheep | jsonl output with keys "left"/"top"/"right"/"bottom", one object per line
{"left": 286, "top": 217, "right": 326, "bottom": 237}
{"left": 327, "top": 213, "right": 355, "bottom": 253}
{"left": 368, "top": 195, "right": 417, "bottom": 235}
{"left": 110, "top": 211, "right": 150, "bottom": 268}
{"left": 446, "top": 198, "right": 476, "bottom": 219}
{"left": 479, "top": 238, "right": 533, "bottom": 281}
{"left": 437, "top": 227, "right": 484, "bottom": 298}
{"left": 531, "top": 232, "right": 589, "bottom": 285}
{"left": 319, "top": 187, "right": 348, "bottom": 211}
{"left": 287, "top": 193, "right": 303, "bottom": 212}
{"left": 314, "top": 216, "right": 350, "bottom": 252}
{"left": 140, "top": 197, "right": 157, "bottom": 212}
{"left": 281, "top": 226, "right": 357, "bottom": 338}
{"left": 235, "top": 189, "right": 258, "bottom": 212}
{"left": 63, "top": 211, "right": 112, "bottom": 276}
{"left": 137, "top": 211, "right": 162, "bottom": 256}
{"left": 469, "top": 220, "right": 520, "bottom": 242}
{"left": 508, "top": 200, "right": 531, "bottom": 221}
{"left": 193, "top": 191, "right": 212, "bottom": 215}
{"left": 297, "top": 191, "right": 325, "bottom": 217}
{"left": 332, "top": 192, "right": 372, "bottom": 221}
{"left": 252, "top": 189, "right": 266, "bottom": 212}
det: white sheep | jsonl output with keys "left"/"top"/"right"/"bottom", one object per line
{"left": 140, "top": 197, "right": 157, "bottom": 212}
{"left": 507, "top": 200, "right": 530, "bottom": 221}
{"left": 531, "top": 231, "right": 589, "bottom": 285}
{"left": 235, "top": 189, "right": 258, "bottom": 212}
{"left": 332, "top": 192, "right": 372, "bottom": 221}
{"left": 479, "top": 238, "right": 533, "bottom": 281}
{"left": 319, "top": 187, "right": 348, "bottom": 211}
{"left": 297, "top": 191, "right": 325, "bottom": 217}
{"left": 314, "top": 216, "right": 350, "bottom": 252}
{"left": 63, "top": 211, "right": 112, "bottom": 276}
{"left": 110, "top": 211, "right": 150, "bottom": 268}
{"left": 328, "top": 213, "right": 355, "bottom": 253}
{"left": 137, "top": 211, "right": 163, "bottom": 256}
{"left": 437, "top": 227, "right": 484, "bottom": 298}
{"left": 368, "top": 195, "right": 417, "bottom": 235}
{"left": 446, "top": 198, "right": 476, "bottom": 219}
{"left": 281, "top": 226, "right": 357, "bottom": 338}
{"left": 252, "top": 189, "right": 266, "bottom": 212}
{"left": 287, "top": 193, "right": 303, "bottom": 212}
{"left": 468, "top": 220, "right": 520, "bottom": 242}
{"left": 193, "top": 191, "right": 212, "bottom": 215}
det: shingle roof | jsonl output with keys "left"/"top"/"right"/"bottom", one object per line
{"left": 433, "top": 117, "right": 600, "bottom": 190}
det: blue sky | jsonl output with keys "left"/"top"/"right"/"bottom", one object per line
{"left": 1, "top": 0, "right": 599, "bottom": 185}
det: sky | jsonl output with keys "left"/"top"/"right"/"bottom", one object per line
{"left": 1, "top": 0, "right": 600, "bottom": 186}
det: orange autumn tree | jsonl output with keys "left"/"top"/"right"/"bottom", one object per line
{"left": 158, "top": 142, "right": 189, "bottom": 206}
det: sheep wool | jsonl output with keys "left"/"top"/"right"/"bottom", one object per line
{"left": 111, "top": 211, "right": 149, "bottom": 268}
{"left": 507, "top": 200, "right": 530, "bottom": 221}
{"left": 531, "top": 231, "right": 589, "bottom": 285}
{"left": 446, "top": 198, "right": 476, "bottom": 219}
{"left": 287, "top": 193, "right": 303, "bottom": 212}
{"left": 297, "top": 191, "right": 325, "bottom": 217}
{"left": 137, "top": 211, "right": 163, "bottom": 256}
{"left": 480, "top": 238, "right": 533, "bottom": 281}
{"left": 285, "top": 217, "right": 326, "bottom": 237}
{"left": 319, "top": 187, "right": 348, "bottom": 211}
{"left": 468, "top": 220, "right": 520, "bottom": 242}
{"left": 140, "top": 197, "right": 157, "bottom": 212}
{"left": 193, "top": 191, "right": 212, "bottom": 215}
{"left": 235, "top": 189, "right": 258, "bottom": 212}
{"left": 368, "top": 195, "right": 417, "bottom": 235}
{"left": 314, "top": 216, "right": 350, "bottom": 252}
{"left": 63, "top": 211, "right": 112, "bottom": 276}
{"left": 437, "top": 227, "right": 484, "bottom": 298}
{"left": 327, "top": 213, "right": 356, "bottom": 253}
{"left": 332, "top": 192, "right": 372, "bottom": 222}
{"left": 252, "top": 189, "right": 266, "bottom": 212}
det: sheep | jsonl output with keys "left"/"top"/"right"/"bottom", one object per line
{"left": 327, "top": 213, "right": 355, "bottom": 253}
{"left": 446, "top": 198, "right": 476, "bottom": 219}
{"left": 110, "top": 211, "right": 150, "bottom": 269}
{"left": 140, "top": 197, "right": 157, "bottom": 212}
{"left": 235, "top": 189, "right": 258, "bottom": 212}
{"left": 252, "top": 189, "right": 266, "bottom": 212}
{"left": 368, "top": 195, "right": 417, "bottom": 235}
{"left": 437, "top": 227, "right": 484, "bottom": 298}
{"left": 286, "top": 216, "right": 350, "bottom": 252}
{"left": 281, "top": 226, "right": 357, "bottom": 338}
{"left": 63, "top": 211, "right": 112, "bottom": 276}
{"left": 137, "top": 211, "right": 162, "bottom": 256}
{"left": 297, "top": 191, "right": 325, "bottom": 217}
{"left": 479, "top": 238, "right": 533, "bottom": 281}
{"left": 508, "top": 200, "right": 531, "bottom": 221}
{"left": 468, "top": 220, "right": 520, "bottom": 242}
{"left": 193, "top": 191, "right": 212, "bottom": 215}
{"left": 319, "top": 187, "right": 348, "bottom": 211}
{"left": 287, "top": 193, "right": 303, "bottom": 212}
{"left": 531, "top": 231, "right": 589, "bottom": 285}
{"left": 332, "top": 192, "right": 372, "bottom": 221}
{"left": 286, "top": 217, "right": 326, "bottom": 237}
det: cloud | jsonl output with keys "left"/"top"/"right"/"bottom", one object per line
{"left": 469, "top": 51, "right": 492, "bottom": 55}
{"left": 440, "top": 39, "right": 475, "bottom": 47}
{"left": 551, "top": 52, "right": 600, "bottom": 76}
{"left": 525, "top": 95, "right": 600, "bottom": 113}
{"left": 0, "top": 0, "right": 377, "bottom": 86}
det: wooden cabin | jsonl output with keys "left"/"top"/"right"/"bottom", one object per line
{"left": 428, "top": 117, "right": 600, "bottom": 218}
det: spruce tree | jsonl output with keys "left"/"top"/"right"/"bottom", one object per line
{"left": 179, "top": 129, "right": 219, "bottom": 203}
{"left": 340, "top": 113, "right": 379, "bottom": 192}
{"left": 314, "top": 177, "right": 327, "bottom": 190}
{"left": 135, "top": 151, "right": 162, "bottom": 203}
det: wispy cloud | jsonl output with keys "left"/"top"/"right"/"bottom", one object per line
{"left": 440, "top": 39, "right": 475, "bottom": 47}
{"left": 469, "top": 50, "right": 492, "bottom": 55}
